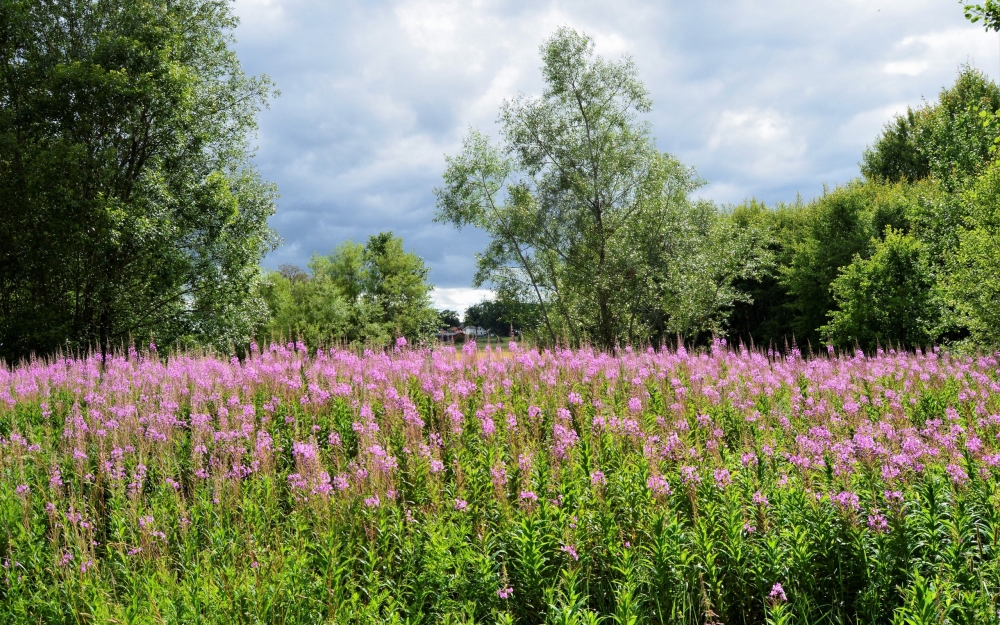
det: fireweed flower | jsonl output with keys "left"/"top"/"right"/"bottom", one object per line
{"left": 752, "top": 491, "right": 769, "bottom": 507}
{"left": 647, "top": 475, "right": 672, "bottom": 496}
{"left": 498, "top": 587, "right": 513, "bottom": 599}
{"left": 454, "top": 499, "right": 469, "bottom": 511}
{"left": 769, "top": 583, "right": 787, "bottom": 602}
{"left": 591, "top": 470, "right": 606, "bottom": 486}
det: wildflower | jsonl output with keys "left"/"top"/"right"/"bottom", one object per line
{"left": 498, "top": 586, "right": 513, "bottom": 599}
{"left": 646, "top": 474, "right": 672, "bottom": 496}
{"left": 769, "top": 583, "right": 787, "bottom": 602}
{"left": 15, "top": 484, "right": 29, "bottom": 496}
{"left": 590, "top": 470, "right": 606, "bottom": 486}
{"left": 713, "top": 468, "right": 732, "bottom": 489}
{"left": 364, "top": 495, "right": 381, "bottom": 508}
{"left": 519, "top": 491, "right": 538, "bottom": 502}
{"left": 454, "top": 499, "right": 468, "bottom": 511}
{"left": 752, "top": 491, "right": 769, "bottom": 507}
{"left": 946, "top": 463, "right": 969, "bottom": 486}
{"left": 867, "top": 510, "right": 889, "bottom": 533}
{"left": 560, "top": 545, "right": 579, "bottom": 561}
{"left": 680, "top": 466, "right": 701, "bottom": 486}
{"left": 395, "top": 336, "right": 407, "bottom": 348}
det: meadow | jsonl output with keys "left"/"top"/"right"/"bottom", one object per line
{"left": 1, "top": 340, "right": 998, "bottom": 624}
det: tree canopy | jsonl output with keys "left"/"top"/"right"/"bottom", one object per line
{"left": 436, "top": 27, "right": 764, "bottom": 350}
{"left": 261, "top": 233, "right": 438, "bottom": 347}
{"left": 0, "top": 0, "right": 278, "bottom": 361}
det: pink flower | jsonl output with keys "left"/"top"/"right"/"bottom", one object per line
{"left": 713, "top": 468, "right": 732, "bottom": 489}
{"left": 497, "top": 586, "right": 513, "bottom": 599}
{"left": 646, "top": 474, "right": 672, "bottom": 496}
{"left": 454, "top": 499, "right": 468, "bottom": 511}
{"left": 590, "top": 470, "right": 606, "bottom": 486}
{"left": 769, "top": 583, "right": 787, "bottom": 602}
{"left": 752, "top": 491, "right": 769, "bottom": 507}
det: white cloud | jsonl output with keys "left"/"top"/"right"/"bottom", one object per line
{"left": 706, "top": 109, "right": 807, "bottom": 179}
{"left": 231, "top": 0, "right": 1000, "bottom": 288}
{"left": 430, "top": 288, "right": 494, "bottom": 313}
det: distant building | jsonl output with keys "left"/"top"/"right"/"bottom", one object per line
{"left": 434, "top": 326, "right": 465, "bottom": 342}
{"left": 463, "top": 326, "right": 488, "bottom": 337}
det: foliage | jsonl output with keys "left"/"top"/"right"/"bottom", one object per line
{"left": 963, "top": 0, "right": 1000, "bottom": 31}
{"left": 438, "top": 310, "right": 462, "bottom": 328}
{"left": 823, "top": 229, "right": 937, "bottom": 350}
{"left": 262, "top": 233, "right": 438, "bottom": 347}
{"left": 464, "top": 299, "right": 542, "bottom": 336}
{"left": 946, "top": 161, "right": 1000, "bottom": 346}
{"left": 779, "top": 182, "right": 915, "bottom": 348}
{"left": 0, "top": 0, "right": 279, "bottom": 361}
{"left": 436, "top": 28, "right": 764, "bottom": 350}
{"left": 1, "top": 343, "right": 998, "bottom": 623}
{"left": 861, "top": 66, "right": 1000, "bottom": 190}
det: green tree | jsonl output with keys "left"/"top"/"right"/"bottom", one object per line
{"left": 963, "top": 1, "right": 1000, "bottom": 31}
{"left": 464, "top": 298, "right": 541, "bottom": 336}
{"left": 436, "top": 27, "right": 760, "bottom": 349}
{"left": 781, "top": 182, "right": 915, "bottom": 347}
{"left": 823, "top": 229, "right": 936, "bottom": 350}
{"left": 861, "top": 67, "right": 1000, "bottom": 190}
{"left": 0, "top": 0, "right": 278, "bottom": 360}
{"left": 947, "top": 161, "right": 1000, "bottom": 346}
{"left": 262, "top": 233, "right": 437, "bottom": 348}
{"left": 437, "top": 310, "right": 461, "bottom": 328}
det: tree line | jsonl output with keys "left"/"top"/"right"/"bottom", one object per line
{"left": 2, "top": 0, "right": 1000, "bottom": 360}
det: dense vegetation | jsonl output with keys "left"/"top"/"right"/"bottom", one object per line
{"left": 438, "top": 28, "right": 1000, "bottom": 353}
{"left": 1, "top": 343, "right": 998, "bottom": 623}
{"left": 0, "top": 0, "right": 278, "bottom": 360}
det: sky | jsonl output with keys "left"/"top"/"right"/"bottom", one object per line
{"left": 231, "top": 0, "right": 998, "bottom": 313}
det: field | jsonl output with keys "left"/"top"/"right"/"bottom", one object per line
{"left": 1, "top": 341, "right": 999, "bottom": 624}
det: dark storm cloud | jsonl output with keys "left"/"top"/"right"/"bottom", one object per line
{"left": 231, "top": 0, "right": 998, "bottom": 305}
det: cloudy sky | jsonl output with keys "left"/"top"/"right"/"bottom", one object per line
{"left": 231, "top": 0, "right": 997, "bottom": 312}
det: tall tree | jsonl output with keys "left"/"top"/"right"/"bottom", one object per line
{"left": 0, "top": 0, "right": 278, "bottom": 360}
{"left": 263, "top": 233, "right": 438, "bottom": 347}
{"left": 436, "top": 27, "right": 759, "bottom": 350}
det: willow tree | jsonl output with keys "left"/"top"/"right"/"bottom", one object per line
{"left": 436, "top": 27, "right": 762, "bottom": 349}
{"left": 0, "top": 0, "right": 278, "bottom": 360}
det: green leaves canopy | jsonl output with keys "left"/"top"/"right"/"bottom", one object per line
{"left": 436, "top": 27, "right": 763, "bottom": 350}
{"left": 262, "top": 233, "right": 438, "bottom": 348}
{"left": 0, "top": 0, "right": 278, "bottom": 360}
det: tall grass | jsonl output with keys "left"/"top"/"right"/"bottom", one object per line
{"left": 1, "top": 340, "right": 998, "bottom": 623}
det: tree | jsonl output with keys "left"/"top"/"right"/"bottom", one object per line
{"left": 781, "top": 182, "right": 916, "bottom": 347}
{"left": 436, "top": 27, "right": 759, "bottom": 350}
{"left": 861, "top": 67, "right": 1000, "bottom": 190}
{"left": 437, "top": 310, "right": 461, "bottom": 328}
{"left": 464, "top": 298, "right": 541, "bottom": 336}
{"left": 823, "top": 229, "right": 936, "bottom": 350}
{"left": 946, "top": 161, "right": 1000, "bottom": 346}
{"left": 963, "top": 1, "right": 1000, "bottom": 31}
{"left": 262, "top": 233, "right": 438, "bottom": 347}
{"left": 0, "top": 0, "right": 278, "bottom": 360}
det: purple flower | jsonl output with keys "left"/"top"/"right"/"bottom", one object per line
{"left": 454, "top": 499, "right": 468, "bottom": 511}
{"left": 769, "top": 583, "right": 787, "bottom": 602}
{"left": 646, "top": 474, "right": 672, "bottom": 496}
{"left": 15, "top": 484, "right": 29, "bottom": 496}
{"left": 752, "top": 491, "right": 769, "bottom": 507}
{"left": 590, "top": 470, "right": 606, "bottom": 486}
{"left": 519, "top": 491, "right": 538, "bottom": 502}
{"left": 560, "top": 544, "right": 579, "bottom": 561}
{"left": 946, "top": 463, "right": 969, "bottom": 486}
{"left": 497, "top": 586, "right": 513, "bottom": 599}
{"left": 713, "top": 468, "right": 732, "bottom": 489}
